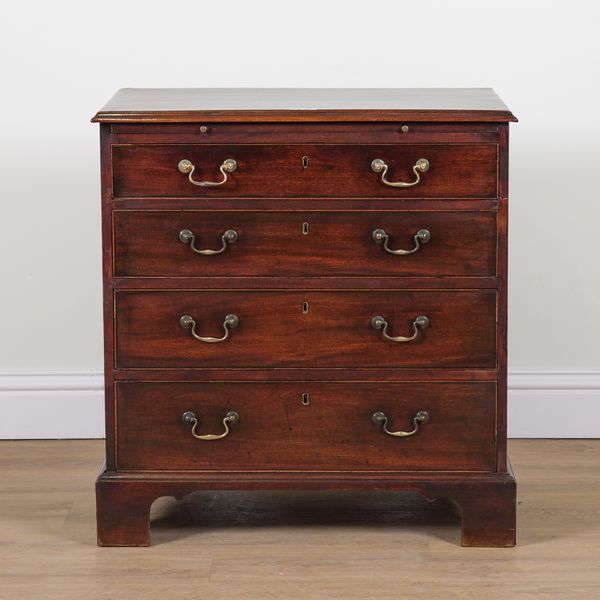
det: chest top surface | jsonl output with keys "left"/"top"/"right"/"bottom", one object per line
{"left": 92, "top": 88, "right": 516, "bottom": 123}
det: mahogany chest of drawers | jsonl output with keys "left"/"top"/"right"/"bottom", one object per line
{"left": 93, "top": 88, "right": 517, "bottom": 547}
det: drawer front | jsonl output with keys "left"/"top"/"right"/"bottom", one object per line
{"left": 115, "top": 290, "right": 496, "bottom": 369}
{"left": 116, "top": 381, "right": 496, "bottom": 471}
{"left": 113, "top": 210, "right": 497, "bottom": 278}
{"left": 111, "top": 144, "right": 498, "bottom": 199}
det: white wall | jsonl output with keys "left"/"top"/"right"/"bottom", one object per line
{"left": 1, "top": 0, "right": 599, "bottom": 437}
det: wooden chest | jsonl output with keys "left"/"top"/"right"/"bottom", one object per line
{"left": 93, "top": 88, "right": 517, "bottom": 547}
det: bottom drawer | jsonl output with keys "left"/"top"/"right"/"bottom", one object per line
{"left": 116, "top": 382, "right": 496, "bottom": 472}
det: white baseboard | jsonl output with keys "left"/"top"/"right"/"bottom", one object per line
{"left": 0, "top": 372, "right": 105, "bottom": 439}
{"left": 1, "top": 371, "right": 599, "bottom": 439}
{"left": 508, "top": 372, "right": 600, "bottom": 438}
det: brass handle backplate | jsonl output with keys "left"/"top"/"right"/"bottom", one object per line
{"left": 371, "top": 157, "right": 430, "bottom": 188}
{"left": 372, "top": 228, "right": 431, "bottom": 255}
{"left": 371, "top": 315, "right": 430, "bottom": 342}
{"left": 182, "top": 410, "right": 240, "bottom": 441}
{"left": 179, "top": 228, "right": 238, "bottom": 255}
{"left": 178, "top": 158, "right": 237, "bottom": 187}
{"left": 179, "top": 313, "right": 239, "bottom": 343}
{"left": 372, "top": 410, "right": 429, "bottom": 438}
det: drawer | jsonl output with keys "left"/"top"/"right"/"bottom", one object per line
{"left": 111, "top": 144, "right": 498, "bottom": 199}
{"left": 115, "top": 381, "right": 497, "bottom": 471}
{"left": 113, "top": 210, "right": 497, "bottom": 278}
{"left": 115, "top": 290, "right": 496, "bottom": 369}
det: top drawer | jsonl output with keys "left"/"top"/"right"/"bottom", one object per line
{"left": 111, "top": 144, "right": 498, "bottom": 199}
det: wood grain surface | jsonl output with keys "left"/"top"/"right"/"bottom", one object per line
{"left": 109, "top": 121, "right": 501, "bottom": 143}
{"left": 92, "top": 87, "right": 517, "bottom": 122}
{"left": 114, "top": 290, "right": 497, "bottom": 369}
{"left": 113, "top": 209, "right": 497, "bottom": 278}
{"left": 111, "top": 143, "right": 498, "bottom": 198}
{"left": 115, "top": 381, "right": 496, "bottom": 471}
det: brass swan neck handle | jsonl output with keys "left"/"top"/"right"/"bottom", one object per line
{"left": 372, "top": 228, "right": 431, "bottom": 255}
{"left": 182, "top": 411, "right": 240, "bottom": 441}
{"left": 179, "top": 228, "right": 238, "bottom": 255}
{"left": 372, "top": 410, "right": 429, "bottom": 438}
{"left": 179, "top": 313, "right": 239, "bottom": 343}
{"left": 371, "top": 158, "right": 430, "bottom": 188}
{"left": 178, "top": 158, "right": 237, "bottom": 187}
{"left": 371, "top": 315, "right": 430, "bottom": 343}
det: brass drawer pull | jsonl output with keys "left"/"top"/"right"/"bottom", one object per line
{"left": 181, "top": 410, "right": 240, "bottom": 441}
{"left": 372, "top": 228, "right": 431, "bottom": 255}
{"left": 177, "top": 158, "right": 237, "bottom": 187}
{"left": 179, "top": 313, "right": 239, "bottom": 343}
{"left": 179, "top": 228, "right": 238, "bottom": 255}
{"left": 371, "top": 314, "right": 429, "bottom": 342}
{"left": 371, "top": 157, "right": 430, "bottom": 188}
{"left": 372, "top": 410, "right": 429, "bottom": 438}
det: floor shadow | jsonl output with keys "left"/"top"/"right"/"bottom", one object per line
{"left": 150, "top": 490, "right": 462, "bottom": 546}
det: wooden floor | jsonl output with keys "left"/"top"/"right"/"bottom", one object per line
{"left": 1, "top": 440, "right": 599, "bottom": 598}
